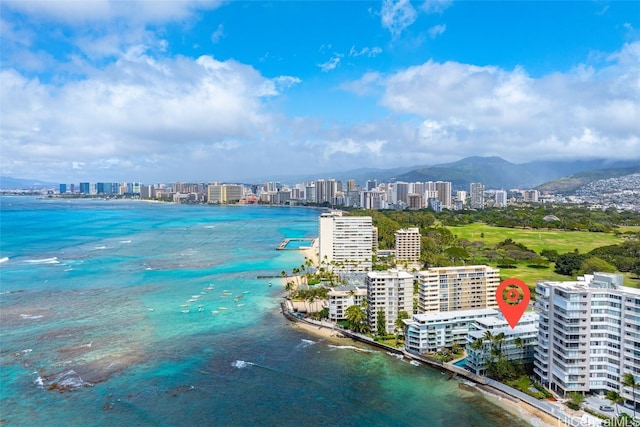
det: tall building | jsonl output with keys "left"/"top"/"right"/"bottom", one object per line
{"left": 393, "top": 182, "right": 409, "bottom": 205}
{"left": 207, "top": 184, "right": 243, "bottom": 204}
{"left": 315, "top": 179, "right": 326, "bottom": 204}
{"left": 59, "top": 184, "right": 67, "bottom": 194}
{"left": 318, "top": 211, "right": 373, "bottom": 272}
{"left": 470, "top": 183, "right": 484, "bottom": 209}
{"left": 366, "top": 180, "right": 377, "bottom": 191}
{"left": 79, "top": 182, "right": 90, "bottom": 195}
{"left": 435, "top": 181, "right": 452, "bottom": 209}
{"left": 346, "top": 179, "right": 356, "bottom": 192}
{"left": 407, "top": 194, "right": 424, "bottom": 210}
{"left": 523, "top": 190, "right": 539, "bottom": 202}
{"left": 417, "top": 265, "right": 500, "bottom": 313}
{"left": 395, "top": 228, "right": 421, "bottom": 262}
{"left": 327, "top": 285, "right": 367, "bottom": 322}
{"left": 495, "top": 190, "right": 508, "bottom": 208}
{"left": 534, "top": 273, "right": 640, "bottom": 405}
{"left": 366, "top": 269, "right": 414, "bottom": 334}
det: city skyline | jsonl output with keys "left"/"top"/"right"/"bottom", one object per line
{"left": 1, "top": 1, "right": 639, "bottom": 183}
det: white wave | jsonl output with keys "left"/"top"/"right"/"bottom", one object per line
{"left": 232, "top": 360, "right": 254, "bottom": 369}
{"left": 20, "top": 314, "right": 43, "bottom": 320}
{"left": 16, "top": 349, "right": 32, "bottom": 356}
{"left": 25, "top": 257, "right": 59, "bottom": 264}
{"left": 297, "top": 339, "right": 317, "bottom": 349}
{"left": 119, "top": 240, "right": 132, "bottom": 244}
{"left": 0, "top": 256, "right": 8, "bottom": 263}
{"left": 327, "top": 345, "right": 377, "bottom": 354}
{"left": 93, "top": 245, "right": 107, "bottom": 250}
{"left": 64, "top": 268, "right": 73, "bottom": 272}
{"left": 387, "top": 352, "right": 404, "bottom": 360}
{"left": 33, "top": 376, "right": 44, "bottom": 388}
{"left": 54, "top": 370, "right": 92, "bottom": 389}
{"left": 204, "top": 225, "right": 216, "bottom": 229}
{"left": 79, "top": 341, "right": 93, "bottom": 348}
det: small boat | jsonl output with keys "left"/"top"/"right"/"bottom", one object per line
{"left": 410, "top": 360, "right": 420, "bottom": 367}
{"left": 198, "top": 305, "right": 204, "bottom": 312}
{"left": 268, "top": 282, "right": 272, "bottom": 287}
{"left": 180, "top": 304, "right": 190, "bottom": 308}
{"left": 181, "top": 309, "right": 190, "bottom": 313}
{"left": 242, "top": 291, "right": 250, "bottom": 294}
{"left": 236, "top": 303, "right": 245, "bottom": 307}
{"left": 147, "top": 308, "right": 155, "bottom": 312}
{"left": 211, "top": 310, "right": 219, "bottom": 314}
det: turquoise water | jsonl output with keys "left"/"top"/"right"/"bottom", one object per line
{"left": 0, "top": 197, "right": 532, "bottom": 426}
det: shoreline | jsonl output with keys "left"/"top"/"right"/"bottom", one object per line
{"left": 286, "top": 314, "right": 558, "bottom": 427}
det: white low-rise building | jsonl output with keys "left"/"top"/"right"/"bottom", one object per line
{"left": 465, "top": 312, "right": 539, "bottom": 376}
{"left": 404, "top": 308, "right": 498, "bottom": 354}
{"left": 327, "top": 285, "right": 367, "bottom": 322}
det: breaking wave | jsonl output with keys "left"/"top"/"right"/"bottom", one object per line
{"left": 231, "top": 360, "right": 254, "bottom": 369}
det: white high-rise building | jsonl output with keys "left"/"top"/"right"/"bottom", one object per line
{"left": 417, "top": 265, "right": 500, "bottom": 313}
{"left": 395, "top": 228, "right": 421, "bottom": 262}
{"left": 318, "top": 211, "right": 373, "bottom": 272}
{"left": 470, "top": 183, "right": 484, "bottom": 209}
{"left": 366, "top": 269, "right": 414, "bottom": 334}
{"left": 534, "top": 273, "right": 640, "bottom": 406}
{"left": 495, "top": 190, "right": 508, "bottom": 208}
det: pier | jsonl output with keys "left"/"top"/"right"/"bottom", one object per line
{"left": 276, "top": 238, "right": 315, "bottom": 250}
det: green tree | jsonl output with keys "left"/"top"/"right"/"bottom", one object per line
{"left": 580, "top": 256, "right": 617, "bottom": 275}
{"left": 554, "top": 253, "right": 586, "bottom": 276}
{"left": 540, "top": 249, "right": 559, "bottom": 262}
{"left": 513, "top": 337, "right": 523, "bottom": 363}
{"left": 345, "top": 305, "right": 369, "bottom": 334}
{"left": 566, "top": 392, "right": 584, "bottom": 411}
{"left": 622, "top": 373, "right": 638, "bottom": 418}
{"left": 395, "top": 311, "right": 410, "bottom": 336}
{"left": 606, "top": 390, "right": 623, "bottom": 416}
{"left": 376, "top": 309, "right": 387, "bottom": 336}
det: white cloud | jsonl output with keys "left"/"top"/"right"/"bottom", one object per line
{"left": 318, "top": 53, "right": 344, "bottom": 72}
{"left": 211, "top": 24, "right": 224, "bottom": 44}
{"left": 349, "top": 46, "right": 383, "bottom": 57}
{"left": 2, "top": 0, "right": 222, "bottom": 25}
{"left": 428, "top": 24, "right": 446, "bottom": 39}
{"left": 380, "top": 0, "right": 417, "bottom": 37}
{"left": 421, "top": 0, "right": 452, "bottom": 14}
{"left": 0, "top": 50, "right": 301, "bottom": 181}
{"left": 373, "top": 42, "right": 640, "bottom": 162}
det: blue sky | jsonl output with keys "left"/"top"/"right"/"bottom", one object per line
{"left": 1, "top": 0, "right": 639, "bottom": 183}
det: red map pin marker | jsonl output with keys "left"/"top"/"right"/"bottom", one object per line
{"left": 496, "top": 278, "right": 530, "bottom": 328}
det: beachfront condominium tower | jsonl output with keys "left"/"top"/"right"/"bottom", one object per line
{"left": 417, "top": 265, "right": 500, "bottom": 313}
{"left": 534, "top": 273, "right": 640, "bottom": 406}
{"left": 207, "top": 184, "right": 244, "bottom": 204}
{"left": 395, "top": 228, "right": 421, "bottom": 262}
{"left": 318, "top": 211, "right": 373, "bottom": 272}
{"left": 470, "top": 183, "right": 484, "bottom": 209}
{"left": 366, "top": 269, "right": 414, "bottom": 334}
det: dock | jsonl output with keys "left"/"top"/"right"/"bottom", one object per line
{"left": 276, "top": 238, "right": 315, "bottom": 250}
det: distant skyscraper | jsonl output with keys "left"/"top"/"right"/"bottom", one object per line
{"left": 470, "top": 183, "right": 484, "bottom": 209}
{"left": 435, "top": 181, "right": 452, "bottom": 209}
{"left": 394, "top": 182, "right": 409, "bottom": 205}
{"left": 495, "top": 190, "right": 508, "bottom": 208}
{"left": 346, "top": 179, "right": 356, "bottom": 192}
{"left": 366, "top": 180, "right": 377, "bottom": 191}
{"left": 523, "top": 190, "right": 539, "bottom": 202}
{"left": 79, "top": 182, "right": 90, "bottom": 195}
{"left": 59, "top": 184, "right": 67, "bottom": 194}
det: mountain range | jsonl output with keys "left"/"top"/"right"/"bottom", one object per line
{"left": 2, "top": 156, "right": 639, "bottom": 192}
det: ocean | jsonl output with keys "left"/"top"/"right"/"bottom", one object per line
{"left": 0, "top": 197, "right": 533, "bottom": 426}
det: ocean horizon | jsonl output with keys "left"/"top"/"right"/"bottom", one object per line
{"left": 0, "top": 197, "right": 534, "bottom": 426}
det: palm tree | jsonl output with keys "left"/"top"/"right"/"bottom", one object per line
{"left": 606, "top": 390, "right": 624, "bottom": 417}
{"left": 345, "top": 305, "right": 369, "bottom": 334}
{"left": 513, "top": 337, "right": 523, "bottom": 363}
{"left": 621, "top": 373, "right": 638, "bottom": 418}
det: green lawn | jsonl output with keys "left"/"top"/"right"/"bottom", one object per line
{"left": 448, "top": 223, "right": 625, "bottom": 254}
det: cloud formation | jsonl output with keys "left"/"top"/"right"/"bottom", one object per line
{"left": 380, "top": 0, "right": 417, "bottom": 37}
